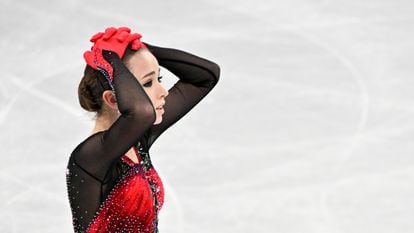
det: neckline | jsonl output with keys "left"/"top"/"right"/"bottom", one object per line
{"left": 121, "top": 146, "right": 142, "bottom": 167}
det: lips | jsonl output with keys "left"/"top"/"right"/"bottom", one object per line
{"left": 156, "top": 103, "right": 165, "bottom": 113}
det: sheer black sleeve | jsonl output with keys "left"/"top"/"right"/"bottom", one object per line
{"left": 73, "top": 51, "right": 156, "bottom": 180}
{"left": 145, "top": 44, "right": 220, "bottom": 147}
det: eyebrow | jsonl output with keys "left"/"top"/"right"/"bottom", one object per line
{"left": 141, "top": 68, "right": 161, "bottom": 80}
{"left": 141, "top": 71, "right": 156, "bottom": 79}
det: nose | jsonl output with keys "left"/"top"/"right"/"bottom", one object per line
{"left": 158, "top": 82, "right": 168, "bottom": 98}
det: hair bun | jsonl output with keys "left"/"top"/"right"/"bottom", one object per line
{"left": 78, "top": 66, "right": 103, "bottom": 112}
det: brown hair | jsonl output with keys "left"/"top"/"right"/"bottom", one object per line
{"left": 78, "top": 66, "right": 111, "bottom": 115}
{"left": 78, "top": 47, "right": 138, "bottom": 116}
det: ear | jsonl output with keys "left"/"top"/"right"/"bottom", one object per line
{"left": 102, "top": 90, "right": 118, "bottom": 110}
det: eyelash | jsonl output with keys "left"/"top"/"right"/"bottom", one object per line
{"left": 143, "top": 76, "right": 163, "bottom": 88}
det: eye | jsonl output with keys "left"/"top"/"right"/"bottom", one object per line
{"left": 143, "top": 80, "right": 152, "bottom": 87}
{"left": 143, "top": 76, "right": 162, "bottom": 88}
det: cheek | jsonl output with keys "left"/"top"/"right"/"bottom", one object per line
{"left": 144, "top": 88, "right": 157, "bottom": 105}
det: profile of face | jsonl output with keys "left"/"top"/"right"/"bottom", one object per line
{"left": 126, "top": 49, "right": 169, "bottom": 125}
{"left": 102, "top": 49, "right": 169, "bottom": 125}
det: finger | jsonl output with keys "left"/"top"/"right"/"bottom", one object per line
{"left": 131, "top": 40, "right": 143, "bottom": 50}
{"left": 102, "top": 27, "right": 117, "bottom": 40}
{"left": 117, "top": 26, "right": 131, "bottom": 33}
{"left": 117, "top": 31, "right": 130, "bottom": 42}
{"left": 90, "top": 32, "right": 104, "bottom": 42}
{"left": 129, "top": 33, "right": 142, "bottom": 41}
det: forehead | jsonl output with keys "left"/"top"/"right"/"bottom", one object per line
{"left": 125, "top": 49, "right": 159, "bottom": 79}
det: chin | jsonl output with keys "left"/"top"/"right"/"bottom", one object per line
{"left": 153, "top": 118, "right": 163, "bottom": 125}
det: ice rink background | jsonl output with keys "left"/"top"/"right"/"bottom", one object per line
{"left": 1, "top": 0, "right": 413, "bottom": 232}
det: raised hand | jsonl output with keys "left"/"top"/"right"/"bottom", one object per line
{"left": 83, "top": 26, "right": 146, "bottom": 82}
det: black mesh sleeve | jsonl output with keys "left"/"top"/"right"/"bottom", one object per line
{"left": 145, "top": 44, "right": 221, "bottom": 147}
{"left": 73, "top": 51, "right": 156, "bottom": 180}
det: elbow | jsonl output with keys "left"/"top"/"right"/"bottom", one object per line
{"left": 211, "top": 63, "right": 220, "bottom": 85}
{"left": 206, "top": 62, "right": 220, "bottom": 87}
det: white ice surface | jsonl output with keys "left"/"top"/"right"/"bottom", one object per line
{"left": 1, "top": 0, "right": 413, "bottom": 232}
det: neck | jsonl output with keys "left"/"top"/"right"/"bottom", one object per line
{"left": 92, "top": 111, "right": 118, "bottom": 134}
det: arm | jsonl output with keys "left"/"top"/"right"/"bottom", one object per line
{"left": 145, "top": 44, "right": 220, "bottom": 147}
{"left": 74, "top": 51, "right": 156, "bottom": 179}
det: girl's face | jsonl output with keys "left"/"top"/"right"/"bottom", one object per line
{"left": 126, "top": 49, "right": 169, "bottom": 125}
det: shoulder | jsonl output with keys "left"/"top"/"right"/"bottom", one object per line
{"left": 70, "top": 131, "right": 107, "bottom": 158}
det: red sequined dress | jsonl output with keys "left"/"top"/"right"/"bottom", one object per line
{"left": 66, "top": 44, "right": 220, "bottom": 233}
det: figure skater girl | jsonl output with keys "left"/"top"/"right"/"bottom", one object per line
{"left": 66, "top": 26, "right": 220, "bottom": 233}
